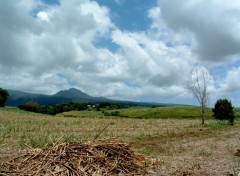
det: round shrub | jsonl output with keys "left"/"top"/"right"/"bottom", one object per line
{"left": 212, "top": 99, "right": 235, "bottom": 125}
{"left": 19, "top": 101, "right": 39, "bottom": 112}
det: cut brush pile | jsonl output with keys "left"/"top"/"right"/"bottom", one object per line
{"left": 0, "top": 138, "right": 147, "bottom": 176}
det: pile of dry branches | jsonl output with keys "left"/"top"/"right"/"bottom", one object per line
{"left": 0, "top": 138, "right": 147, "bottom": 176}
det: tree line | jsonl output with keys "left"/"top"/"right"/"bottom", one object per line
{"left": 0, "top": 87, "right": 237, "bottom": 124}
{"left": 18, "top": 101, "right": 128, "bottom": 115}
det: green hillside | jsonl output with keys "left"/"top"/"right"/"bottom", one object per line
{"left": 117, "top": 106, "right": 213, "bottom": 119}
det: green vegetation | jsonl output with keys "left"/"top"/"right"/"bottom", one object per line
{"left": 213, "top": 98, "right": 235, "bottom": 125}
{"left": 18, "top": 101, "right": 88, "bottom": 115}
{"left": 117, "top": 106, "right": 213, "bottom": 119}
{"left": 55, "top": 106, "right": 215, "bottom": 120}
{"left": 0, "top": 88, "right": 8, "bottom": 107}
{"left": 18, "top": 102, "right": 130, "bottom": 115}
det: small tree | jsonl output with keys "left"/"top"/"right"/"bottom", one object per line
{"left": 0, "top": 88, "right": 9, "bottom": 107}
{"left": 19, "top": 101, "right": 39, "bottom": 112}
{"left": 187, "top": 66, "right": 211, "bottom": 128}
{"left": 212, "top": 99, "right": 235, "bottom": 125}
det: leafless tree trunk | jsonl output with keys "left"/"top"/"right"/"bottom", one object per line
{"left": 187, "top": 66, "right": 210, "bottom": 128}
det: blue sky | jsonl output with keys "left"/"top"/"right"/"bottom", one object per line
{"left": 1, "top": 0, "right": 240, "bottom": 107}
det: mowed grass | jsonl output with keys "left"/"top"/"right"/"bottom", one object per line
{"left": 0, "top": 106, "right": 240, "bottom": 175}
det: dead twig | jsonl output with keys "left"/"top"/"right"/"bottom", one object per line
{"left": 93, "top": 123, "right": 112, "bottom": 141}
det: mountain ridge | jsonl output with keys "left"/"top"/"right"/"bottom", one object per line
{"left": 6, "top": 88, "right": 183, "bottom": 107}
{"left": 6, "top": 88, "right": 110, "bottom": 106}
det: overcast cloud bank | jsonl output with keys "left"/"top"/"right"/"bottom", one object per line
{"left": 1, "top": 0, "right": 240, "bottom": 106}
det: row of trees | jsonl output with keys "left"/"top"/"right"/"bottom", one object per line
{"left": 19, "top": 102, "right": 89, "bottom": 115}
{"left": 18, "top": 101, "right": 129, "bottom": 115}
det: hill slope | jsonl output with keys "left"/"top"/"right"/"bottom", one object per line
{"left": 6, "top": 88, "right": 109, "bottom": 106}
{"left": 6, "top": 88, "right": 183, "bottom": 107}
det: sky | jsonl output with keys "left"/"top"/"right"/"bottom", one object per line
{"left": 1, "top": 0, "right": 240, "bottom": 107}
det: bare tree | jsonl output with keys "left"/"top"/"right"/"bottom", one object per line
{"left": 187, "top": 65, "right": 211, "bottom": 128}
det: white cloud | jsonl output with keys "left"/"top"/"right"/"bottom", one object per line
{"left": 156, "top": 0, "right": 240, "bottom": 62}
{"left": 37, "top": 11, "right": 50, "bottom": 22}
{"left": 0, "top": 0, "right": 197, "bottom": 102}
{"left": 0, "top": 0, "right": 113, "bottom": 91}
{"left": 1, "top": 0, "right": 240, "bottom": 106}
{"left": 219, "top": 67, "right": 240, "bottom": 92}
{"left": 112, "top": 29, "right": 194, "bottom": 86}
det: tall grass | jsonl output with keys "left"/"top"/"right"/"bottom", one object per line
{"left": 0, "top": 107, "right": 214, "bottom": 150}
{"left": 0, "top": 107, "right": 239, "bottom": 175}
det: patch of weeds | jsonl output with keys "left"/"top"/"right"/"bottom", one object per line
{"left": 174, "top": 145, "right": 187, "bottom": 154}
{"left": 205, "top": 120, "right": 229, "bottom": 128}
{"left": 209, "top": 143, "right": 218, "bottom": 150}
{"left": 137, "top": 145, "right": 160, "bottom": 156}
{"left": 0, "top": 129, "right": 11, "bottom": 139}
{"left": 104, "top": 111, "right": 121, "bottom": 116}
{"left": 172, "top": 169, "right": 191, "bottom": 176}
{"left": 156, "top": 157, "right": 166, "bottom": 167}
{"left": 188, "top": 120, "right": 229, "bottom": 129}
{"left": 0, "top": 137, "right": 4, "bottom": 145}
{"left": 64, "top": 134, "right": 77, "bottom": 142}
{"left": 190, "top": 159, "right": 201, "bottom": 170}
{"left": 195, "top": 148, "right": 213, "bottom": 157}
{"left": 64, "top": 114, "right": 78, "bottom": 118}
{"left": 0, "top": 132, "right": 9, "bottom": 142}
{"left": 20, "top": 134, "right": 51, "bottom": 148}
{"left": 106, "top": 131, "right": 115, "bottom": 138}
{"left": 188, "top": 123, "right": 201, "bottom": 128}
{"left": 135, "top": 133, "right": 148, "bottom": 140}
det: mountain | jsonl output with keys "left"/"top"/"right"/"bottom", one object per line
{"left": 6, "top": 88, "right": 182, "bottom": 107}
{"left": 6, "top": 88, "right": 109, "bottom": 106}
{"left": 54, "top": 88, "right": 93, "bottom": 99}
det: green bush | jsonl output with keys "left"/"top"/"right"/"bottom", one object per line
{"left": 104, "top": 111, "right": 120, "bottom": 116}
{"left": 212, "top": 99, "right": 235, "bottom": 125}
{"left": 0, "top": 88, "right": 9, "bottom": 107}
{"left": 19, "top": 101, "right": 39, "bottom": 112}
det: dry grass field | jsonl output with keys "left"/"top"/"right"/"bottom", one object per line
{"left": 0, "top": 107, "right": 240, "bottom": 175}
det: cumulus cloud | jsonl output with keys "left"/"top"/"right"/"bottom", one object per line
{"left": 156, "top": 0, "right": 240, "bottom": 62}
{"left": 1, "top": 0, "right": 240, "bottom": 105}
{"left": 219, "top": 67, "right": 240, "bottom": 92}
{"left": 0, "top": 0, "right": 114, "bottom": 92}
{"left": 0, "top": 0, "right": 113, "bottom": 68}
{"left": 112, "top": 29, "right": 193, "bottom": 86}
{"left": 0, "top": 0, "right": 199, "bottom": 101}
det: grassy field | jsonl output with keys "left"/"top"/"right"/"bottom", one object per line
{"left": 0, "top": 106, "right": 240, "bottom": 175}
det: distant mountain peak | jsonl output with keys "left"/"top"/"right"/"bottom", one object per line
{"left": 54, "top": 88, "right": 92, "bottom": 99}
{"left": 6, "top": 88, "right": 175, "bottom": 107}
{"left": 68, "top": 88, "right": 79, "bottom": 91}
